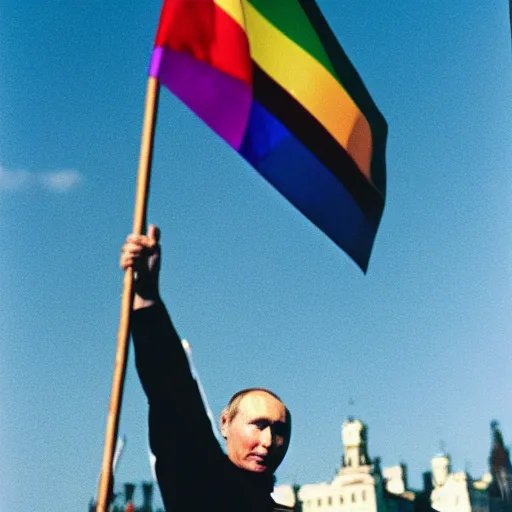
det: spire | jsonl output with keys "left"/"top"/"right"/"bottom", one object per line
{"left": 490, "top": 421, "right": 512, "bottom": 472}
{"left": 489, "top": 420, "right": 512, "bottom": 502}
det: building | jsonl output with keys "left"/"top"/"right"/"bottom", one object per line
{"left": 425, "top": 422, "right": 512, "bottom": 512}
{"left": 277, "top": 418, "right": 427, "bottom": 512}
{"left": 88, "top": 481, "right": 164, "bottom": 512}
{"left": 488, "top": 421, "right": 512, "bottom": 511}
{"left": 274, "top": 418, "right": 512, "bottom": 512}
{"left": 298, "top": 418, "right": 386, "bottom": 512}
{"left": 428, "top": 453, "right": 489, "bottom": 512}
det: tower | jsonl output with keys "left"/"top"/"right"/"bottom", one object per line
{"left": 489, "top": 420, "right": 512, "bottom": 504}
{"left": 431, "top": 453, "right": 451, "bottom": 488}
{"left": 341, "top": 418, "right": 371, "bottom": 469}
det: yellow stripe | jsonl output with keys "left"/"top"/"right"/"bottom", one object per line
{"left": 244, "top": 2, "right": 373, "bottom": 179}
{"left": 214, "top": 0, "right": 246, "bottom": 29}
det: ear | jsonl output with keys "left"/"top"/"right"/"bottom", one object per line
{"left": 220, "top": 409, "right": 229, "bottom": 439}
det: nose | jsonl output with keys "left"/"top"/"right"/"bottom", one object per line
{"left": 260, "top": 425, "right": 272, "bottom": 449}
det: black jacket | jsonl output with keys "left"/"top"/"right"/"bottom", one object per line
{"left": 131, "top": 302, "right": 292, "bottom": 511}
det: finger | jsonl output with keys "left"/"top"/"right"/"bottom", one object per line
{"left": 126, "top": 234, "right": 142, "bottom": 244}
{"left": 121, "top": 251, "right": 146, "bottom": 266}
{"left": 120, "top": 256, "right": 134, "bottom": 269}
{"left": 122, "top": 242, "right": 143, "bottom": 256}
{"left": 128, "top": 234, "right": 157, "bottom": 249}
{"left": 121, "top": 242, "right": 145, "bottom": 262}
{"left": 147, "top": 224, "right": 161, "bottom": 244}
{"left": 126, "top": 233, "right": 154, "bottom": 246}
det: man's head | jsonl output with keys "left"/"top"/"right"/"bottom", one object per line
{"left": 220, "top": 388, "right": 291, "bottom": 474}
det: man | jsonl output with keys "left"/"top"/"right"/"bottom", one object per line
{"left": 121, "top": 225, "right": 292, "bottom": 511}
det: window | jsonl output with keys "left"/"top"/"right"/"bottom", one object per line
{"left": 317, "top": 498, "right": 322, "bottom": 507}
{"left": 328, "top": 496, "right": 332, "bottom": 506}
{"left": 362, "top": 490, "right": 367, "bottom": 501}
{"left": 340, "top": 495, "right": 344, "bottom": 504}
{"left": 351, "top": 493, "right": 356, "bottom": 503}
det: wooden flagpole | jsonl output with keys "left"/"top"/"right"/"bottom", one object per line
{"left": 96, "top": 76, "right": 160, "bottom": 512}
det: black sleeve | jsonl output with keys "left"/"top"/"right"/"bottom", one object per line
{"left": 131, "top": 301, "right": 198, "bottom": 405}
{"left": 131, "top": 301, "right": 226, "bottom": 508}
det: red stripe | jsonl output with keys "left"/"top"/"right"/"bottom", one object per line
{"left": 154, "top": 0, "right": 252, "bottom": 85}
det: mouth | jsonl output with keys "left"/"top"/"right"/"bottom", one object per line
{"left": 247, "top": 453, "right": 268, "bottom": 465}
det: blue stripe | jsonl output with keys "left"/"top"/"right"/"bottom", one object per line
{"left": 240, "top": 101, "right": 377, "bottom": 271}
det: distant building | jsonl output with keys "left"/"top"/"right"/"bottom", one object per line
{"left": 488, "top": 421, "right": 512, "bottom": 511}
{"left": 274, "top": 419, "right": 512, "bottom": 512}
{"left": 428, "top": 454, "right": 489, "bottom": 512}
{"left": 427, "top": 422, "right": 512, "bottom": 512}
{"left": 275, "top": 418, "right": 428, "bottom": 512}
{"left": 88, "top": 481, "right": 164, "bottom": 512}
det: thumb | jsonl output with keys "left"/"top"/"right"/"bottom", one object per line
{"left": 147, "top": 224, "right": 161, "bottom": 244}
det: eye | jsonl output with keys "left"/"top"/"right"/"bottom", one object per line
{"left": 271, "top": 422, "right": 287, "bottom": 437}
{"left": 252, "top": 420, "right": 270, "bottom": 430}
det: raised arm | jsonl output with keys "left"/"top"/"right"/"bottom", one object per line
{"left": 120, "top": 226, "right": 225, "bottom": 509}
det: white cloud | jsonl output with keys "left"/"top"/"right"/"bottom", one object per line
{"left": 39, "top": 169, "right": 83, "bottom": 193}
{"left": 0, "top": 165, "right": 83, "bottom": 193}
{"left": 0, "top": 166, "right": 33, "bottom": 191}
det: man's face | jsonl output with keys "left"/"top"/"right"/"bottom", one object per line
{"left": 221, "top": 391, "right": 290, "bottom": 474}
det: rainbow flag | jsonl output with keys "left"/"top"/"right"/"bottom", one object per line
{"left": 149, "top": 0, "right": 387, "bottom": 271}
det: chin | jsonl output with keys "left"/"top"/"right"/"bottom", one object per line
{"left": 246, "top": 463, "right": 269, "bottom": 473}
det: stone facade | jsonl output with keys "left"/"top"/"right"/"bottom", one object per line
{"left": 273, "top": 419, "right": 512, "bottom": 512}
{"left": 426, "top": 422, "right": 512, "bottom": 512}
{"left": 278, "top": 418, "right": 417, "bottom": 512}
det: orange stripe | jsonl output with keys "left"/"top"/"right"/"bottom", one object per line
{"left": 245, "top": 2, "right": 373, "bottom": 180}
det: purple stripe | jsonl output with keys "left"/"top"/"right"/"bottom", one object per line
{"left": 149, "top": 46, "right": 164, "bottom": 78}
{"left": 150, "top": 46, "right": 252, "bottom": 150}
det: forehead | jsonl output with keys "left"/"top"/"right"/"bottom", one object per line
{"left": 237, "top": 391, "right": 287, "bottom": 422}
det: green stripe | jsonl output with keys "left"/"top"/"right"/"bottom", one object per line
{"left": 252, "top": 64, "right": 385, "bottom": 223}
{"left": 246, "top": 0, "right": 340, "bottom": 83}
{"left": 247, "top": 0, "right": 387, "bottom": 196}
{"left": 298, "top": 0, "right": 388, "bottom": 194}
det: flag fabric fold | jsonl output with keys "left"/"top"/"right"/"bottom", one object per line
{"left": 149, "top": 0, "right": 387, "bottom": 272}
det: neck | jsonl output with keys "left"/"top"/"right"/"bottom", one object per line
{"left": 242, "top": 469, "right": 275, "bottom": 493}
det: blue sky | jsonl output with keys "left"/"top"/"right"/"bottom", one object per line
{"left": 1, "top": 1, "right": 511, "bottom": 511}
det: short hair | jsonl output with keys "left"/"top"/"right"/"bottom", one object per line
{"left": 223, "top": 387, "right": 291, "bottom": 425}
